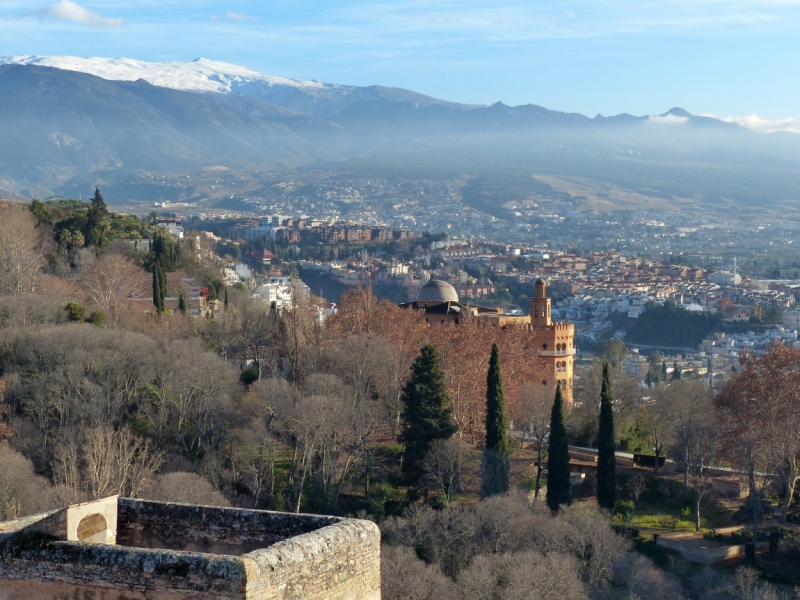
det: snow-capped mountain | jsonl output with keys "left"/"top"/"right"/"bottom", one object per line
{"left": 0, "top": 55, "right": 335, "bottom": 94}
{"left": 0, "top": 55, "right": 460, "bottom": 117}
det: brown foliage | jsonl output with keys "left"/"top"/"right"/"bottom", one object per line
{"left": 716, "top": 343, "right": 800, "bottom": 526}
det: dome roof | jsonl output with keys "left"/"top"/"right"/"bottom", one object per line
{"left": 417, "top": 279, "right": 459, "bottom": 303}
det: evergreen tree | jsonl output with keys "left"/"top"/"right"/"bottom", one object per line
{"left": 645, "top": 371, "right": 652, "bottom": 387}
{"left": 661, "top": 360, "right": 668, "bottom": 382}
{"left": 482, "top": 344, "right": 510, "bottom": 497}
{"left": 672, "top": 360, "right": 682, "bottom": 380}
{"left": 398, "top": 345, "right": 458, "bottom": 481}
{"left": 178, "top": 293, "right": 187, "bottom": 315}
{"left": 597, "top": 362, "right": 617, "bottom": 510}
{"left": 85, "top": 187, "right": 110, "bottom": 248}
{"left": 152, "top": 262, "right": 165, "bottom": 314}
{"left": 224, "top": 287, "right": 229, "bottom": 310}
{"left": 546, "top": 383, "right": 571, "bottom": 513}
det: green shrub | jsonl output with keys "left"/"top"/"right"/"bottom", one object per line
{"left": 239, "top": 366, "right": 259, "bottom": 386}
{"left": 86, "top": 311, "right": 106, "bottom": 327}
{"left": 614, "top": 500, "right": 635, "bottom": 523}
{"left": 64, "top": 301, "right": 87, "bottom": 322}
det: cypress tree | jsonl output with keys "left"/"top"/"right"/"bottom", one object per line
{"left": 152, "top": 263, "right": 165, "bottom": 314}
{"left": 224, "top": 287, "right": 229, "bottom": 310}
{"left": 482, "top": 344, "right": 510, "bottom": 497}
{"left": 546, "top": 383, "right": 571, "bottom": 513}
{"left": 597, "top": 362, "right": 617, "bottom": 510}
{"left": 672, "top": 360, "right": 681, "bottom": 380}
{"left": 398, "top": 345, "right": 458, "bottom": 481}
{"left": 178, "top": 293, "right": 187, "bottom": 315}
{"left": 661, "top": 360, "right": 668, "bottom": 382}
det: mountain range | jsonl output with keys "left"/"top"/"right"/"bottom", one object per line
{"left": 1, "top": 55, "right": 799, "bottom": 206}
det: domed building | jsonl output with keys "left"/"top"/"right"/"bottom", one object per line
{"left": 400, "top": 277, "right": 575, "bottom": 408}
{"left": 415, "top": 279, "right": 460, "bottom": 304}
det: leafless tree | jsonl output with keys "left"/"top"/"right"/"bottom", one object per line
{"left": 0, "top": 444, "right": 55, "bottom": 519}
{"left": 628, "top": 473, "right": 647, "bottom": 501}
{"left": 80, "top": 253, "right": 149, "bottom": 323}
{"left": 54, "top": 426, "right": 163, "bottom": 500}
{"left": 667, "top": 379, "right": 715, "bottom": 486}
{"left": 0, "top": 204, "right": 45, "bottom": 295}
{"left": 683, "top": 422, "right": 718, "bottom": 531}
{"left": 141, "top": 472, "right": 229, "bottom": 506}
{"left": 422, "top": 438, "right": 471, "bottom": 506}
{"left": 512, "top": 382, "right": 552, "bottom": 501}
{"left": 380, "top": 545, "right": 451, "bottom": 600}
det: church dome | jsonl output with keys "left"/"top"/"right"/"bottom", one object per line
{"left": 417, "top": 279, "right": 459, "bottom": 303}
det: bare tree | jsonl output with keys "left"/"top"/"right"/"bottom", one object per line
{"left": 54, "top": 426, "right": 163, "bottom": 500}
{"left": 0, "top": 204, "right": 45, "bottom": 295}
{"left": 669, "top": 380, "right": 715, "bottom": 487}
{"left": 512, "top": 382, "right": 551, "bottom": 501}
{"left": 81, "top": 253, "right": 148, "bottom": 323}
{"left": 82, "top": 427, "right": 164, "bottom": 499}
{"left": 684, "top": 422, "right": 718, "bottom": 531}
{"left": 422, "top": 438, "right": 470, "bottom": 506}
{"left": 141, "top": 472, "right": 229, "bottom": 506}
{"left": 0, "top": 444, "right": 55, "bottom": 519}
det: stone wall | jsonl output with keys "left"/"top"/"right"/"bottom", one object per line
{"left": 245, "top": 518, "right": 381, "bottom": 600}
{"left": 0, "top": 498, "right": 382, "bottom": 600}
{"left": 117, "top": 499, "right": 339, "bottom": 556}
{"left": 0, "top": 540, "right": 248, "bottom": 599}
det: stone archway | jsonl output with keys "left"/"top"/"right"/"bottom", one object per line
{"left": 77, "top": 513, "right": 108, "bottom": 543}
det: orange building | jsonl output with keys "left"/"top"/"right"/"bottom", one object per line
{"left": 400, "top": 278, "right": 575, "bottom": 407}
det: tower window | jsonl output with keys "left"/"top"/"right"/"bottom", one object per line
{"left": 542, "top": 343, "right": 548, "bottom": 350}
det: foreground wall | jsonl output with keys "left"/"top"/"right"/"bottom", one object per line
{"left": 0, "top": 498, "right": 381, "bottom": 600}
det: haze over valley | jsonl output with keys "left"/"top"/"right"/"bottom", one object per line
{"left": 3, "top": 55, "right": 800, "bottom": 222}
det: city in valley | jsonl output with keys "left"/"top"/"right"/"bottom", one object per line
{"left": 2, "top": 15, "right": 800, "bottom": 598}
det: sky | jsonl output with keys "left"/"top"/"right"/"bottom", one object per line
{"left": 1, "top": 0, "right": 799, "bottom": 130}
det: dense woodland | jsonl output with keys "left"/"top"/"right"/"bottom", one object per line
{"left": 0, "top": 198, "right": 799, "bottom": 598}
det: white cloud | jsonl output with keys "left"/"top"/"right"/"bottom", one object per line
{"left": 721, "top": 114, "right": 800, "bottom": 133}
{"left": 33, "top": 0, "right": 124, "bottom": 28}
{"left": 211, "top": 11, "right": 258, "bottom": 23}
{"left": 648, "top": 114, "right": 689, "bottom": 124}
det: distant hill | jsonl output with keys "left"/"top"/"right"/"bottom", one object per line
{"left": 1, "top": 56, "right": 800, "bottom": 208}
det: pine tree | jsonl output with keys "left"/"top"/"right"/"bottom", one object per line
{"left": 672, "top": 360, "right": 681, "bottom": 380}
{"left": 85, "top": 187, "right": 110, "bottom": 248}
{"left": 178, "top": 293, "right": 187, "bottom": 315}
{"left": 482, "top": 344, "right": 510, "bottom": 497}
{"left": 398, "top": 345, "right": 458, "bottom": 481}
{"left": 546, "top": 383, "right": 571, "bottom": 513}
{"left": 597, "top": 362, "right": 617, "bottom": 510}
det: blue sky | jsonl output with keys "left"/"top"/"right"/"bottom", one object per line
{"left": 1, "top": 1, "right": 799, "bottom": 129}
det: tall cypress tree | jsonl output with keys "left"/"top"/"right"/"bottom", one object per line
{"left": 661, "top": 360, "right": 668, "bottom": 382}
{"left": 398, "top": 345, "right": 458, "bottom": 481}
{"left": 482, "top": 344, "right": 510, "bottom": 497}
{"left": 546, "top": 383, "right": 571, "bottom": 513}
{"left": 224, "top": 287, "right": 229, "bottom": 310}
{"left": 672, "top": 361, "right": 681, "bottom": 380}
{"left": 152, "top": 263, "right": 165, "bottom": 314}
{"left": 178, "top": 293, "right": 187, "bottom": 315}
{"left": 597, "top": 362, "right": 617, "bottom": 510}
